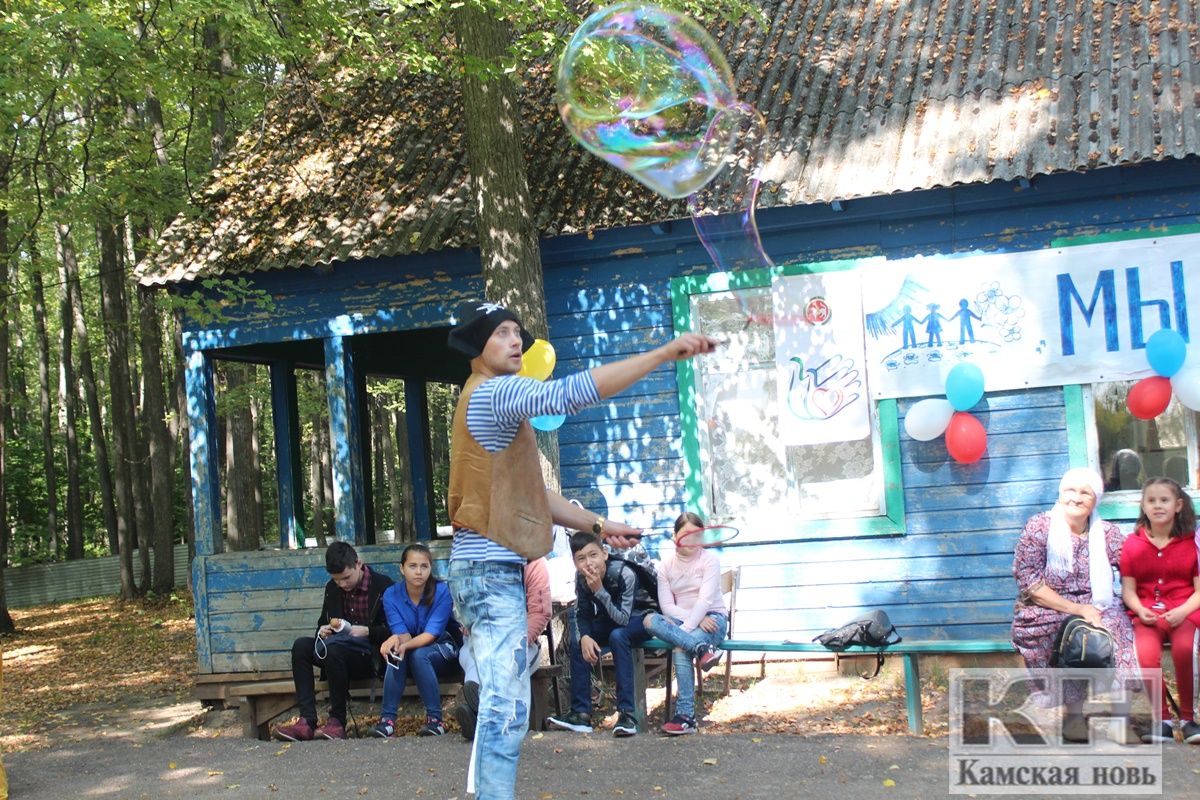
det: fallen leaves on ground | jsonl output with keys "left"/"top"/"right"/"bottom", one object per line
{"left": 691, "top": 660, "right": 950, "bottom": 738}
{"left": 0, "top": 595, "right": 196, "bottom": 752}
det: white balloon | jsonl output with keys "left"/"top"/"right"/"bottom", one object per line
{"left": 904, "top": 398, "right": 956, "bottom": 441}
{"left": 1171, "top": 363, "right": 1200, "bottom": 411}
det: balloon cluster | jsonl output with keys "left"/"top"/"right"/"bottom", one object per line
{"left": 519, "top": 339, "right": 566, "bottom": 432}
{"left": 1127, "top": 329, "right": 1199, "bottom": 419}
{"left": 904, "top": 363, "right": 988, "bottom": 464}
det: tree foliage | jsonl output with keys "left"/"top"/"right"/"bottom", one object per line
{"left": 0, "top": 0, "right": 755, "bottom": 579}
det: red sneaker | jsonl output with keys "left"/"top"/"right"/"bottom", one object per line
{"left": 661, "top": 714, "right": 698, "bottom": 735}
{"left": 696, "top": 644, "right": 723, "bottom": 672}
{"left": 315, "top": 717, "right": 347, "bottom": 740}
{"left": 274, "top": 717, "right": 316, "bottom": 741}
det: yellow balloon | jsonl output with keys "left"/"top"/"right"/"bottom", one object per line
{"left": 518, "top": 339, "right": 556, "bottom": 381}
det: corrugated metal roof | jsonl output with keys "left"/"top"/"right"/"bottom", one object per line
{"left": 139, "top": 0, "right": 1200, "bottom": 286}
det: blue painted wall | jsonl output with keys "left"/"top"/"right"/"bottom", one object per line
{"left": 181, "top": 158, "right": 1200, "bottom": 671}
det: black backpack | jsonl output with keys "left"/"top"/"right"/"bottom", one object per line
{"left": 812, "top": 610, "right": 902, "bottom": 678}
{"left": 609, "top": 555, "right": 660, "bottom": 610}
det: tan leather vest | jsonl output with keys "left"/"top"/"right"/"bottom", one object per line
{"left": 447, "top": 372, "right": 552, "bottom": 560}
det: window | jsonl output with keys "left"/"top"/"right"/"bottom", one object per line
{"left": 1069, "top": 384, "right": 1199, "bottom": 518}
{"left": 672, "top": 268, "right": 904, "bottom": 541}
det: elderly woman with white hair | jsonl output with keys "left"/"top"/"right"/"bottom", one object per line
{"left": 1011, "top": 467, "right": 1141, "bottom": 743}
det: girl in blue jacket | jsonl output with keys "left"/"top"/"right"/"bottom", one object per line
{"left": 374, "top": 543, "right": 461, "bottom": 737}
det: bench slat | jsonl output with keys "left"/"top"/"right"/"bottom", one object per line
{"left": 642, "top": 638, "right": 1015, "bottom": 654}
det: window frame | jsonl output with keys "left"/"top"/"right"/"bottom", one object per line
{"left": 671, "top": 260, "right": 906, "bottom": 541}
{"left": 1064, "top": 384, "right": 1200, "bottom": 519}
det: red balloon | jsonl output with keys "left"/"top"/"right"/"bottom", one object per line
{"left": 945, "top": 412, "right": 987, "bottom": 463}
{"left": 1126, "top": 376, "right": 1172, "bottom": 420}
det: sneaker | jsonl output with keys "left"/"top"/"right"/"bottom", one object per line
{"left": 315, "top": 718, "right": 347, "bottom": 740}
{"left": 612, "top": 711, "right": 638, "bottom": 737}
{"left": 1142, "top": 720, "right": 1176, "bottom": 743}
{"left": 417, "top": 716, "right": 446, "bottom": 737}
{"left": 274, "top": 717, "right": 315, "bottom": 742}
{"left": 695, "top": 643, "right": 723, "bottom": 672}
{"left": 454, "top": 681, "right": 480, "bottom": 741}
{"left": 661, "top": 714, "right": 698, "bottom": 736}
{"left": 546, "top": 711, "right": 593, "bottom": 733}
{"left": 371, "top": 718, "right": 396, "bottom": 739}
{"left": 1182, "top": 720, "right": 1200, "bottom": 744}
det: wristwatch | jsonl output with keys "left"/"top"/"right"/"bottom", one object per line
{"left": 592, "top": 515, "right": 606, "bottom": 536}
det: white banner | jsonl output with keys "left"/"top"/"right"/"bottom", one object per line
{"left": 860, "top": 233, "right": 1198, "bottom": 398}
{"left": 772, "top": 271, "right": 870, "bottom": 444}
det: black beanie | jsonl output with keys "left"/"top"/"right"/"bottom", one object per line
{"left": 447, "top": 300, "right": 535, "bottom": 358}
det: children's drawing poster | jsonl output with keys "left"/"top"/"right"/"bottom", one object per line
{"left": 772, "top": 271, "right": 870, "bottom": 445}
{"left": 860, "top": 233, "right": 1198, "bottom": 399}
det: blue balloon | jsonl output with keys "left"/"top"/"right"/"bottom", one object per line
{"left": 945, "top": 362, "right": 985, "bottom": 411}
{"left": 530, "top": 414, "right": 566, "bottom": 432}
{"left": 1145, "top": 328, "right": 1187, "bottom": 377}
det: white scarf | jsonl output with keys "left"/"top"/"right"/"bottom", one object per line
{"left": 1045, "top": 469, "right": 1113, "bottom": 608}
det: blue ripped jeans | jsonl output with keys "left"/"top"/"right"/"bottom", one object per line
{"left": 643, "top": 612, "right": 728, "bottom": 718}
{"left": 448, "top": 560, "right": 528, "bottom": 800}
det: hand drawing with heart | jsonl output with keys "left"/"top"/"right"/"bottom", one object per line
{"left": 786, "top": 354, "right": 863, "bottom": 420}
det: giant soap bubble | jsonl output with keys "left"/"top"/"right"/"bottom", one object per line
{"left": 557, "top": 3, "right": 744, "bottom": 199}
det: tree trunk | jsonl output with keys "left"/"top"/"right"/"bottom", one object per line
{"left": 308, "top": 414, "right": 327, "bottom": 548}
{"left": 116, "top": 222, "right": 152, "bottom": 591}
{"left": 453, "top": 5, "right": 560, "bottom": 490}
{"left": 97, "top": 217, "right": 140, "bottom": 599}
{"left": 172, "top": 310, "right": 196, "bottom": 558}
{"left": 56, "top": 223, "right": 85, "bottom": 560}
{"left": 7, "top": 291, "right": 29, "bottom": 431}
{"left": 319, "top": 422, "right": 335, "bottom": 538}
{"left": 137, "top": 284, "right": 175, "bottom": 590}
{"left": 223, "top": 363, "right": 261, "bottom": 551}
{"left": 55, "top": 177, "right": 119, "bottom": 554}
{"left": 0, "top": 150, "right": 16, "bottom": 632}
{"left": 372, "top": 395, "right": 387, "bottom": 537}
{"left": 380, "top": 401, "right": 402, "bottom": 542}
{"left": 31, "top": 268, "right": 60, "bottom": 556}
{"left": 392, "top": 406, "right": 414, "bottom": 541}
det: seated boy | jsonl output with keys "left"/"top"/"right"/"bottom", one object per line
{"left": 547, "top": 531, "right": 655, "bottom": 737}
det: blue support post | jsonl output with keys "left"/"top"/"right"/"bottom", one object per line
{"left": 269, "top": 361, "right": 304, "bottom": 548}
{"left": 904, "top": 653, "right": 924, "bottom": 735}
{"left": 184, "top": 348, "right": 222, "bottom": 556}
{"left": 404, "top": 379, "right": 436, "bottom": 540}
{"left": 324, "top": 335, "right": 367, "bottom": 544}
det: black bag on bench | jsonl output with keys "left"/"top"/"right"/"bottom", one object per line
{"left": 813, "top": 610, "right": 903, "bottom": 679}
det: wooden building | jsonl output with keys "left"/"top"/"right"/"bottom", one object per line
{"left": 136, "top": 1, "right": 1200, "bottom": 683}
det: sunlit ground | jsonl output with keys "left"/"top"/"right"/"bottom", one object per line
{"left": 0, "top": 595, "right": 196, "bottom": 752}
{"left": 3, "top": 595, "right": 969, "bottom": 751}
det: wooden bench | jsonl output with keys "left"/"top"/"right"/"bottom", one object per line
{"left": 230, "top": 664, "right": 565, "bottom": 740}
{"left": 636, "top": 638, "right": 1017, "bottom": 735}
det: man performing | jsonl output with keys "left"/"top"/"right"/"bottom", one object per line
{"left": 445, "top": 300, "right": 718, "bottom": 799}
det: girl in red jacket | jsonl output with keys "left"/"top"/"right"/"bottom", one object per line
{"left": 1119, "top": 477, "right": 1200, "bottom": 744}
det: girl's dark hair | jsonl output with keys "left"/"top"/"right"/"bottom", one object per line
{"left": 1136, "top": 477, "right": 1197, "bottom": 539}
{"left": 673, "top": 511, "right": 706, "bottom": 535}
{"left": 400, "top": 543, "right": 437, "bottom": 606}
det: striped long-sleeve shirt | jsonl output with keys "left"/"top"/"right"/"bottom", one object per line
{"left": 451, "top": 371, "right": 601, "bottom": 564}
